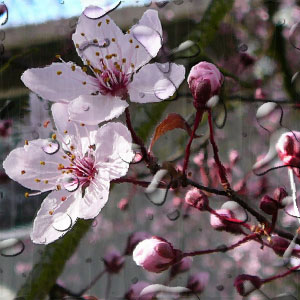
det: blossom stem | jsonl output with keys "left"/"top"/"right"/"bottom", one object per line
{"left": 182, "top": 109, "right": 203, "bottom": 174}
{"left": 78, "top": 269, "right": 106, "bottom": 296}
{"left": 207, "top": 108, "right": 231, "bottom": 192}
{"left": 125, "top": 107, "right": 149, "bottom": 163}
{"left": 105, "top": 274, "right": 112, "bottom": 299}
{"left": 182, "top": 233, "right": 258, "bottom": 257}
{"left": 261, "top": 263, "right": 300, "bottom": 284}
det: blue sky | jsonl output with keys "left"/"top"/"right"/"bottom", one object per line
{"left": 1, "top": 0, "right": 143, "bottom": 28}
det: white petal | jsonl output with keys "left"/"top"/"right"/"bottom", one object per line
{"left": 21, "top": 63, "right": 98, "bottom": 102}
{"left": 78, "top": 173, "right": 110, "bottom": 219}
{"left": 31, "top": 190, "right": 80, "bottom": 244}
{"left": 52, "top": 103, "right": 97, "bottom": 136}
{"left": 68, "top": 95, "right": 128, "bottom": 125}
{"left": 3, "top": 139, "right": 66, "bottom": 192}
{"left": 129, "top": 63, "right": 186, "bottom": 103}
{"left": 72, "top": 12, "right": 126, "bottom": 69}
{"left": 94, "top": 122, "right": 134, "bottom": 180}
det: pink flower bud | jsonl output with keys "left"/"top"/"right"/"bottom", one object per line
{"left": 259, "top": 195, "right": 278, "bottom": 215}
{"left": 188, "top": 62, "right": 223, "bottom": 109}
{"left": 276, "top": 132, "right": 300, "bottom": 165}
{"left": 210, "top": 209, "right": 243, "bottom": 234}
{"left": 187, "top": 272, "right": 210, "bottom": 293}
{"left": 185, "top": 188, "right": 209, "bottom": 211}
{"left": 124, "top": 232, "right": 151, "bottom": 255}
{"left": 118, "top": 198, "right": 129, "bottom": 211}
{"left": 125, "top": 281, "right": 155, "bottom": 300}
{"left": 170, "top": 256, "right": 193, "bottom": 278}
{"left": 271, "top": 236, "right": 290, "bottom": 256}
{"left": 133, "top": 237, "right": 181, "bottom": 273}
{"left": 229, "top": 150, "right": 239, "bottom": 165}
{"left": 102, "top": 249, "right": 125, "bottom": 274}
{"left": 273, "top": 187, "right": 288, "bottom": 208}
{"left": 234, "top": 274, "right": 262, "bottom": 296}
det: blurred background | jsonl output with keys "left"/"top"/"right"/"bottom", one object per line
{"left": 1, "top": 0, "right": 300, "bottom": 299}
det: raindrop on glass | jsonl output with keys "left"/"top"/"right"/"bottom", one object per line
{"left": 62, "top": 174, "right": 80, "bottom": 192}
{"left": 132, "top": 25, "right": 162, "bottom": 57}
{"left": 0, "top": 30, "right": 5, "bottom": 41}
{"left": 82, "top": 104, "right": 90, "bottom": 111}
{"left": 41, "top": 139, "right": 60, "bottom": 155}
{"left": 83, "top": 2, "right": 121, "bottom": 19}
{"left": 216, "top": 285, "right": 224, "bottom": 291}
{"left": 167, "top": 209, "right": 180, "bottom": 221}
{"left": 291, "top": 72, "right": 299, "bottom": 84}
{"left": 154, "top": 78, "right": 176, "bottom": 100}
{"left": 256, "top": 102, "right": 277, "bottom": 119}
{"left": 52, "top": 213, "right": 73, "bottom": 232}
{"left": 0, "top": 3, "right": 8, "bottom": 26}
{"left": 156, "top": 62, "right": 171, "bottom": 74}
{"left": 0, "top": 239, "right": 25, "bottom": 257}
{"left": 238, "top": 43, "right": 248, "bottom": 52}
{"left": 155, "top": 0, "right": 169, "bottom": 8}
{"left": 139, "top": 92, "right": 145, "bottom": 98}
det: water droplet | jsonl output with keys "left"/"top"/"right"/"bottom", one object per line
{"left": 41, "top": 139, "right": 60, "bottom": 155}
{"left": 238, "top": 43, "right": 248, "bottom": 52}
{"left": 221, "top": 201, "right": 248, "bottom": 223}
{"left": 0, "top": 239, "right": 25, "bottom": 257}
{"left": 0, "top": 4, "right": 8, "bottom": 26}
{"left": 155, "top": 0, "right": 169, "bottom": 8}
{"left": 154, "top": 78, "right": 176, "bottom": 100}
{"left": 291, "top": 72, "right": 299, "bottom": 84}
{"left": 256, "top": 102, "right": 277, "bottom": 119}
{"left": 62, "top": 174, "right": 79, "bottom": 192}
{"left": 82, "top": 104, "right": 90, "bottom": 111}
{"left": 139, "top": 92, "right": 145, "bottom": 98}
{"left": 83, "top": 2, "right": 121, "bottom": 19}
{"left": 156, "top": 62, "right": 171, "bottom": 74}
{"left": 52, "top": 213, "right": 73, "bottom": 232}
{"left": 132, "top": 25, "right": 162, "bottom": 57}
{"left": 78, "top": 38, "right": 110, "bottom": 52}
{"left": 206, "top": 95, "right": 219, "bottom": 108}
{"left": 167, "top": 209, "right": 180, "bottom": 221}
{"left": 289, "top": 22, "right": 300, "bottom": 51}
{"left": 0, "top": 30, "right": 5, "bottom": 41}
{"left": 216, "top": 285, "right": 224, "bottom": 291}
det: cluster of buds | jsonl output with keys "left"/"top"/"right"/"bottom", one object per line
{"left": 259, "top": 187, "right": 287, "bottom": 215}
{"left": 188, "top": 61, "right": 224, "bottom": 110}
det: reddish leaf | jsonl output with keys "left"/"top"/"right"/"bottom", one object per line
{"left": 149, "top": 113, "right": 200, "bottom": 152}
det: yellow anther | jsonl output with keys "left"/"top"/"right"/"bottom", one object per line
{"left": 40, "top": 161, "right": 45, "bottom": 165}
{"left": 98, "top": 21, "right": 102, "bottom": 27}
{"left": 76, "top": 43, "right": 79, "bottom": 48}
{"left": 122, "top": 58, "right": 126, "bottom": 63}
{"left": 61, "top": 196, "right": 66, "bottom": 201}
{"left": 82, "top": 66, "right": 88, "bottom": 73}
{"left": 112, "top": 38, "right": 116, "bottom": 42}
{"left": 105, "top": 55, "right": 112, "bottom": 59}
{"left": 95, "top": 52, "right": 100, "bottom": 56}
{"left": 93, "top": 39, "right": 98, "bottom": 43}
{"left": 135, "top": 45, "right": 139, "bottom": 48}
{"left": 82, "top": 81, "right": 87, "bottom": 85}
{"left": 129, "top": 39, "right": 133, "bottom": 43}
{"left": 81, "top": 32, "right": 85, "bottom": 36}
{"left": 55, "top": 54, "right": 61, "bottom": 59}
{"left": 94, "top": 68, "right": 101, "bottom": 74}
{"left": 71, "top": 154, "right": 76, "bottom": 160}
{"left": 56, "top": 185, "right": 61, "bottom": 191}
{"left": 64, "top": 130, "right": 68, "bottom": 134}
{"left": 58, "top": 164, "right": 64, "bottom": 170}
{"left": 25, "top": 140, "right": 28, "bottom": 145}
{"left": 62, "top": 155, "right": 67, "bottom": 159}
{"left": 71, "top": 65, "right": 76, "bottom": 71}
{"left": 104, "top": 77, "right": 110, "bottom": 83}
{"left": 35, "top": 179, "right": 41, "bottom": 183}
{"left": 44, "top": 180, "right": 48, "bottom": 184}
{"left": 131, "top": 63, "right": 135, "bottom": 68}
{"left": 21, "top": 170, "right": 26, "bottom": 175}
{"left": 127, "top": 29, "right": 130, "bottom": 34}
{"left": 52, "top": 134, "right": 56, "bottom": 140}
{"left": 106, "top": 19, "right": 110, "bottom": 24}
{"left": 57, "top": 71, "right": 62, "bottom": 75}
{"left": 49, "top": 210, "right": 54, "bottom": 215}
{"left": 25, "top": 192, "right": 29, "bottom": 198}
{"left": 112, "top": 53, "right": 117, "bottom": 57}
{"left": 80, "top": 123, "right": 85, "bottom": 126}
{"left": 70, "top": 145, "right": 75, "bottom": 151}
{"left": 103, "top": 65, "right": 107, "bottom": 70}
{"left": 86, "top": 60, "right": 91, "bottom": 66}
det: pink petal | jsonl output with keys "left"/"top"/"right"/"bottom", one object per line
{"left": 31, "top": 190, "right": 80, "bottom": 244}
{"left": 3, "top": 139, "right": 65, "bottom": 192}
{"left": 94, "top": 122, "right": 134, "bottom": 180}
{"left": 21, "top": 63, "right": 98, "bottom": 102}
{"left": 68, "top": 95, "right": 128, "bottom": 125}
{"left": 78, "top": 173, "right": 110, "bottom": 219}
{"left": 129, "top": 62, "right": 185, "bottom": 103}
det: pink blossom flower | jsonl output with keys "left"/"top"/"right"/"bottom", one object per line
{"left": 133, "top": 236, "right": 181, "bottom": 273}
{"left": 21, "top": 9, "right": 185, "bottom": 126}
{"left": 188, "top": 61, "right": 223, "bottom": 109}
{"left": 3, "top": 121, "right": 134, "bottom": 244}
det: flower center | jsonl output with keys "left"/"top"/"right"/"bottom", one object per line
{"left": 72, "top": 155, "right": 97, "bottom": 186}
